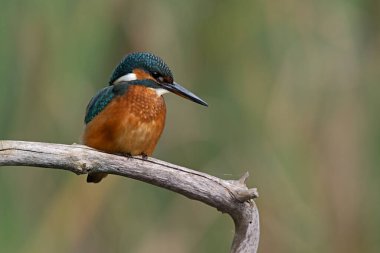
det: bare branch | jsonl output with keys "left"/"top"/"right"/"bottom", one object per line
{"left": 0, "top": 140, "right": 259, "bottom": 253}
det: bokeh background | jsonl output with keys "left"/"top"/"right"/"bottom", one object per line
{"left": 0, "top": 0, "right": 379, "bottom": 252}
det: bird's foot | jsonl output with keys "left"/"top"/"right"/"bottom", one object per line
{"left": 141, "top": 153, "right": 148, "bottom": 160}
{"left": 116, "top": 152, "right": 132, "bottom": 158}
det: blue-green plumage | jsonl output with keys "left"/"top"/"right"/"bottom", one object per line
{"left": 84, "top": 80, "right": 162, "bottom": 124}
{"left": 83, "top": 51, "right": 208, "bottom": 183}
{"left": 85, "top": 86, "right": 115, "bottom": 124}
{"left": 109, "top": 52, "right": 173, "bottom": 84}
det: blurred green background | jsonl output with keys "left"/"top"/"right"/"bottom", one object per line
{"left": 0, "top": 0, "right": 379, "bottom": 252}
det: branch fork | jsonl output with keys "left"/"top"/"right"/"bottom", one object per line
{"left": 0, "top": 140, "right": 259, "bottom": 253}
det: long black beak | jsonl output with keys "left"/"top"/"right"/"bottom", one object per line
{"left": 162, "top": 82, "right": 208, "bottom": 106}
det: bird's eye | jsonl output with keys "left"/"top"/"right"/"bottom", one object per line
{"left": 152, "top": 72, "right": 164, "bottom": 83}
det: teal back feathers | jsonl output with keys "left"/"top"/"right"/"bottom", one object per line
{"left": 85, "top": 86, "right": 115, "bottom": 124}
{"left": 84, "top": 80, "right": 160, "bottom": 124}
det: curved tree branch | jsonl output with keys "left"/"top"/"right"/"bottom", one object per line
{"left": 0, "top": 140, "right": 259, "bottom": 253}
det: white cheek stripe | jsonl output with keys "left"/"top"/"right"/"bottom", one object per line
{"left": 114, "top": 73, "right": 137, "bottom": 84}
{"left": 149, "top": 88, "right": 169, "bottom": 96}
{"left": 114, "top": 74, "right": 169, "bottom": 96}
{"left": 155, "top": 88, "right": 170, "bottom": 96}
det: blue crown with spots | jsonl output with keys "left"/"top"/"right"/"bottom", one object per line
{"left": 109, "top": 52, "right": 173, "bottom": 85}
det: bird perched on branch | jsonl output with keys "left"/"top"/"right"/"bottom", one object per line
{"left": 82, "top": 52, "right": 208, "bottom": 183}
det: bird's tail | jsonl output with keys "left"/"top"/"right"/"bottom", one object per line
{"left": 87, "top": 173, "right": 108, "bottom": 183}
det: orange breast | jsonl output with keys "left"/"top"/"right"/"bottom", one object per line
{"left": 82, "top": 85, "right": 166, "bottom": 156}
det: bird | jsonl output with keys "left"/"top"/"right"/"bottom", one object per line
{"left": 82, "top": 52, "right": 208, "bottom": 183}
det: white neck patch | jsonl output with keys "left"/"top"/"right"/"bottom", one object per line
{"left": 113, "top": 73, "right": 137, "bottom": 84}
{"left": 149, "top": 88, "right": 169, "bottom": 96}
{"left": 114, "top": 74, "right": 169, "bottom": 96}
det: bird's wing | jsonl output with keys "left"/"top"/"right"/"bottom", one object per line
{"left": 84, "top": 86, "right": 115, "bottom": 124}
{"left": 84, "top": 82, "right": 133, "bottom": 124}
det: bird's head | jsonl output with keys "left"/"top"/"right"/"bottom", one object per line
{"left": 109, "top": 52, "right": 207, "bottom": 106}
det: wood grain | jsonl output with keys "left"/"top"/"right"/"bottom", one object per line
{"left": 0, "top": 140, "right": 259, "bottom": 253}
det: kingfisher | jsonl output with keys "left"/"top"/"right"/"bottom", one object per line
{"left": 82, "top": 52, "right": 208, "bottom": 183}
